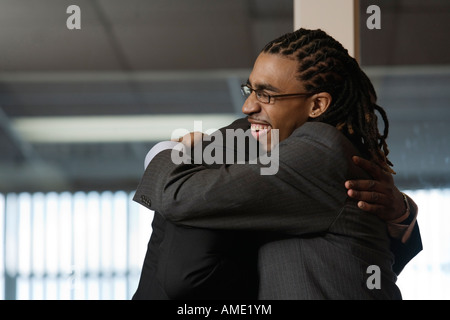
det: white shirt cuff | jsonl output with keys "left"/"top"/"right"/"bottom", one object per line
{"left": 144, "top": 141, "right": 180, "bottom": 169}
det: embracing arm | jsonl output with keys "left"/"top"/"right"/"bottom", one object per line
{"left": 134, "top": 123, "right": 359, "bottom": 236}
{"left": 135, "top": 152, "right": 336, "bottom": 235}
{"left": 345, "top": 156, "right": 423, "bottom": 274}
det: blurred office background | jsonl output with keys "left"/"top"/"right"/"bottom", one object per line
{"left": 0, "top": 0, "right": 449, "bottom": 299}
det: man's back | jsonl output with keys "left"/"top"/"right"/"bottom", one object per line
{"left": 258, "top": 206, "right": 400, "bottom": 299}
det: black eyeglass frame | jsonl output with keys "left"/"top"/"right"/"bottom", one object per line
{"left": 240, "top": 84, "right": 315, "bottom": 104}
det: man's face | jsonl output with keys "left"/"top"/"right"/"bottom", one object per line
{"left": 242, "top": 53, "right": 314, "bottom": 150}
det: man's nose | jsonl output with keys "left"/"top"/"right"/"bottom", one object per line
{"left": 242, "top": 93, "right": 261, "bottom": 115}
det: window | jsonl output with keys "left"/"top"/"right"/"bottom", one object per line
{"left": 1, "top": 191, "right": 152, "bottom": 300}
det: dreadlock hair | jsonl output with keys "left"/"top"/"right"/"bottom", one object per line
{"left": 262, "top": 28, "right": 394, "bottom": 173}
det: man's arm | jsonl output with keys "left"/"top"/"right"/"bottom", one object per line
{"left": 345, "top": 156, "right": 423, "bottom": 274}
{"left": 345, "top": 156, "right": 418, "bottom": 242}
{"left": 134, "top": 122, "right": 376, "bottom": 236}
{"left": 188, "top": 118, "right": 415, "bottom": 229}
{"left": 170, "top": 117, "right": 417, "bottom": 230}
{"left": 345, "top": 156, "right": 408, "bottom": 221}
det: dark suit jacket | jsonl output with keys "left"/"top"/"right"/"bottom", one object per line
{"left": 133, "top": 118, "right": 422, "bottom": 299}
{"left": 132, "top": 118, "right": 260, "bottom": 300}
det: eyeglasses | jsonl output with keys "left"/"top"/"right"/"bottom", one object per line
{"left": 240, "top": 84, "right": 314, "bottom": 104}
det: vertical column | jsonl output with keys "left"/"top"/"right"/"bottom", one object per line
{"left": 293, "top": 0, "right": 360, "bottom": 61}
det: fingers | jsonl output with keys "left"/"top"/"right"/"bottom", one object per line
{"left": 345, "top": 179, "right": 377, "bottom": 192}
{"left": 347, "top": 188, "right": 387, "bottom": 205}
{"left": 347, "top": 188, "right": 391, "bottom": 218}
{"left": 348, "top": 156, "right": 403, "bottom": 221}
{"left": 351, "top": 156, "right": 383, "bottom": 180}
{"left": 355, "top": 201, "right": 388, "bottom": 218}
{"left": 346, "top": 179, "right": 393, "bottom": 206}
{"left": 346, "top": 187, "right": 396, "bottom": 220}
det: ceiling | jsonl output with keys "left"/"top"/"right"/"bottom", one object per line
{"left": 0, "top": 0, "right": 449, "bottom": 193}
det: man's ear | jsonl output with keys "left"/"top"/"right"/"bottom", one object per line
{"left": 309, "top": 92, "right": 332, "bottom": 118}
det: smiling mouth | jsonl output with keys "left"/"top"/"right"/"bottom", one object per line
{"left": 250, "top": 123, "right": 272, "bottom": 140}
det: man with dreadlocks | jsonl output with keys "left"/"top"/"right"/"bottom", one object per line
{"left": 265, "top": 29, "right": 394, "bottom": 171}
{"left": 133, "top": 28, "right": 421, "bottom": 299}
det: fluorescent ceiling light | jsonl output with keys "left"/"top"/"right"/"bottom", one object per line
{"left": 13, "top": 114, "right": 239, "bottom": 143}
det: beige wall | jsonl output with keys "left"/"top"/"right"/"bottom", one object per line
{"left": 293, "top": 0, "right": 359, "bottom": 60}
